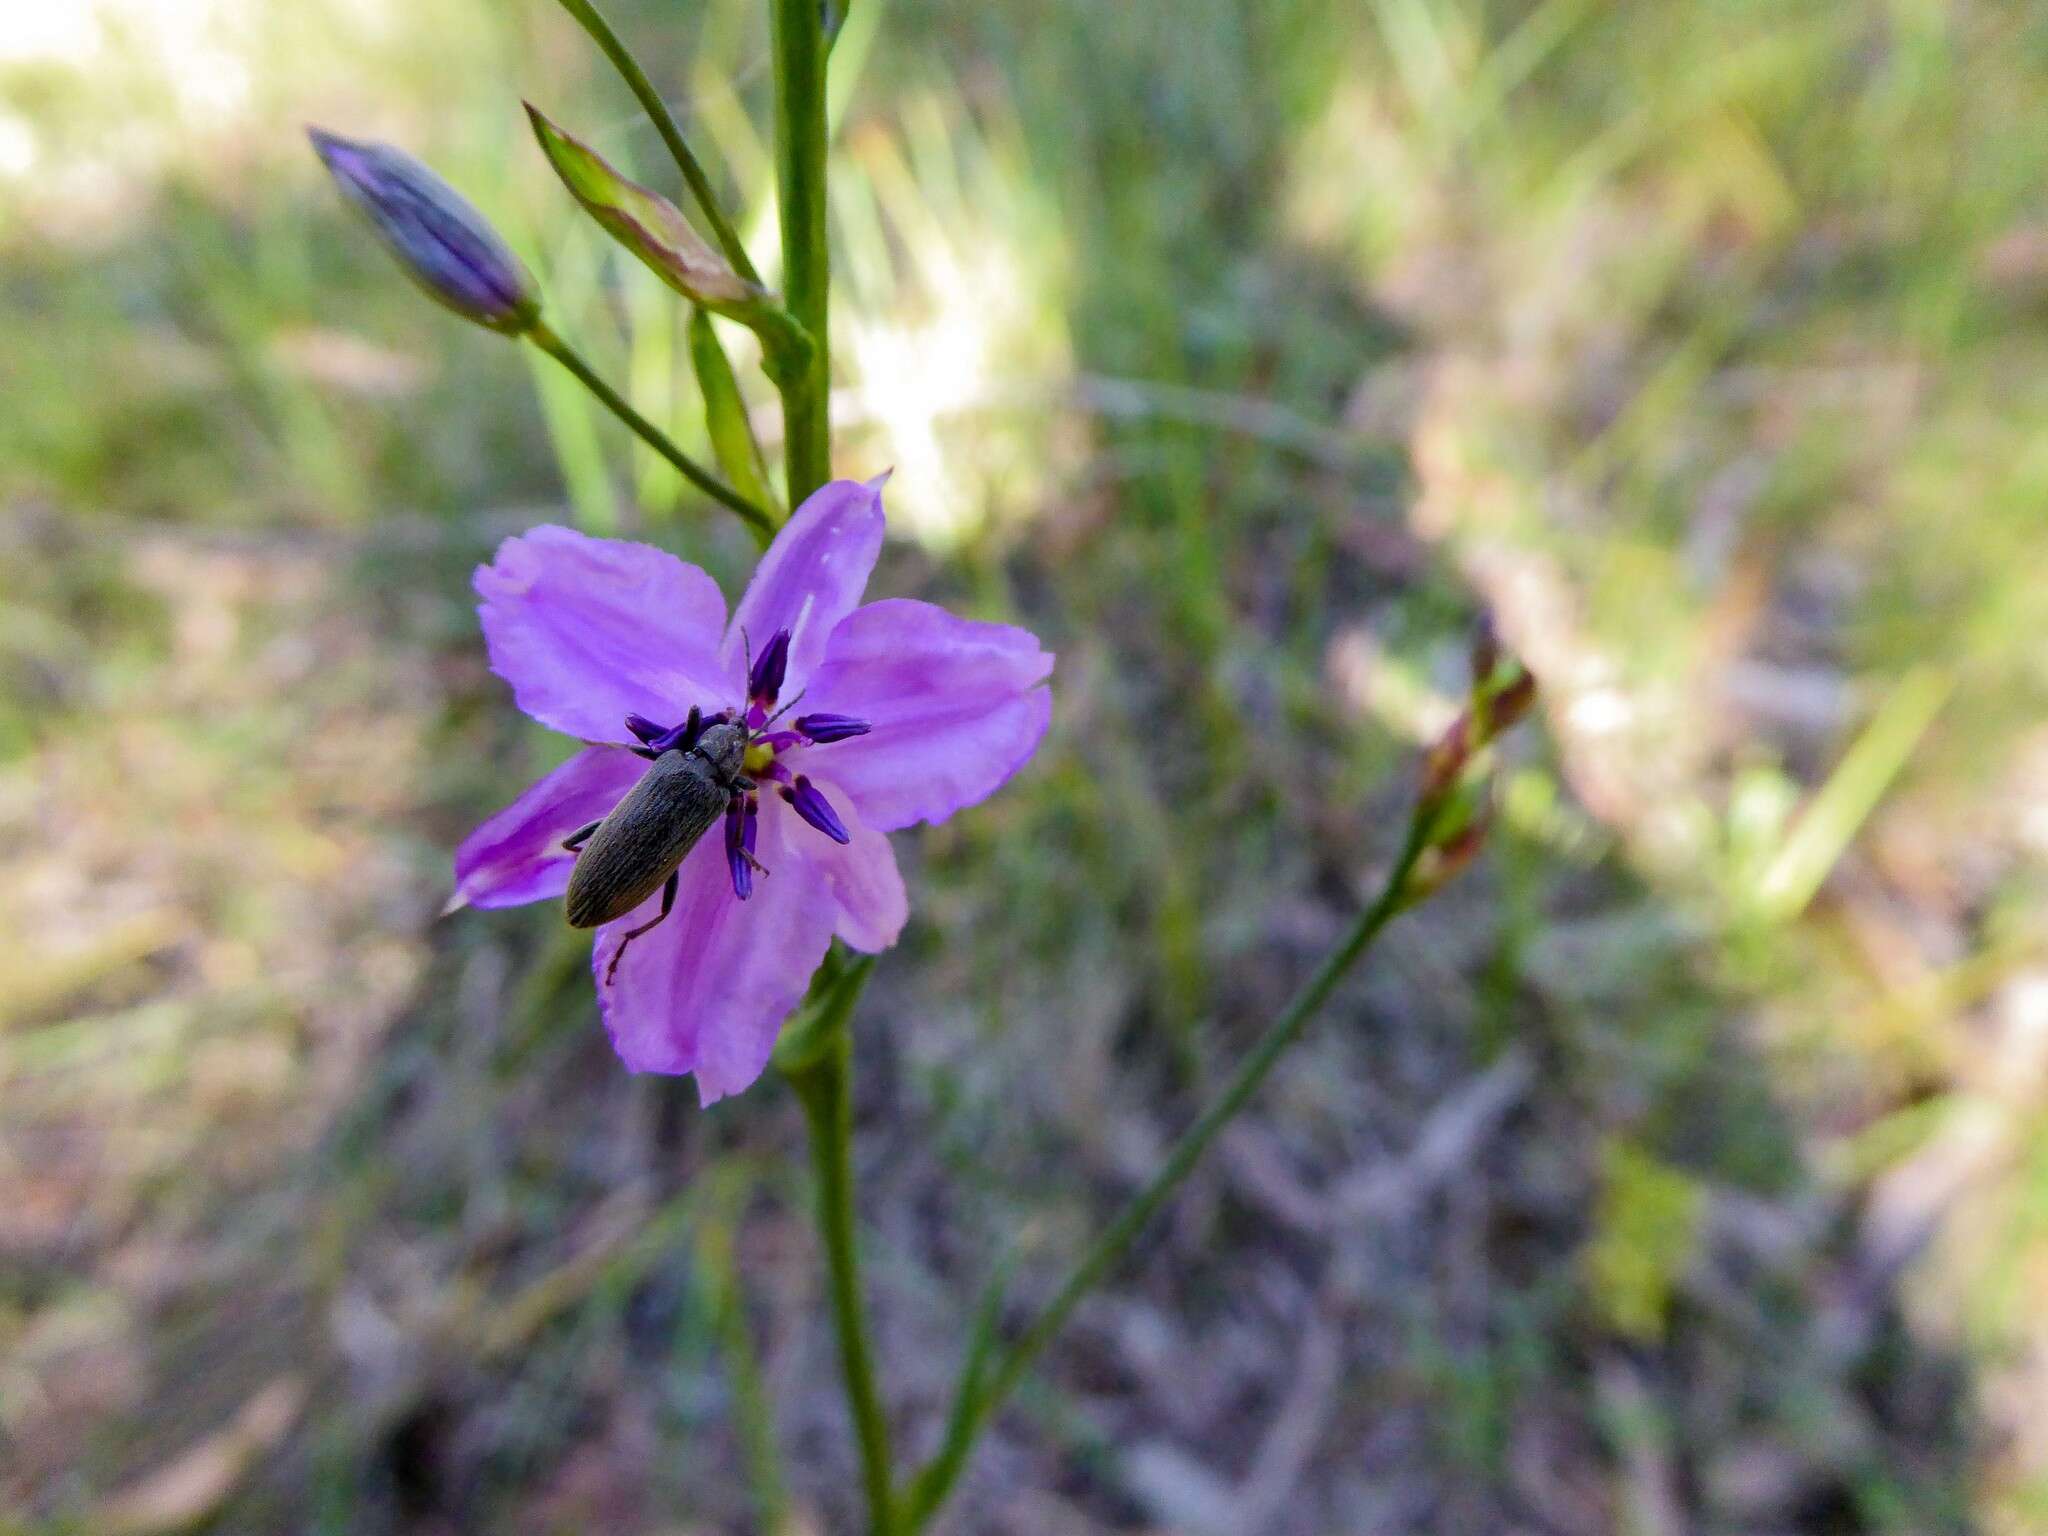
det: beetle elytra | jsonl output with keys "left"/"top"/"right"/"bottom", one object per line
{"left": 562, "top": 708, "right": 757, "bottom": 982}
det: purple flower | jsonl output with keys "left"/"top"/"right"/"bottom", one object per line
{"left": 451, "top": 477, "right": 1053, "bottom": 1102}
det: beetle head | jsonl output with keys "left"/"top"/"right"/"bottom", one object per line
{"left": 692, "top": 719, "right": 748, "bottom": 787}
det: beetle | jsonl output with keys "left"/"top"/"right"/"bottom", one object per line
{"left": 560, "top": 706, "right": 759, "bottom": 982}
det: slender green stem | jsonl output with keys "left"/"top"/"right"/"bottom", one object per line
{"left": 550, "top": 0, "right": 760, "bottom": 286}
{"left": 903, "top": 816, "right": 1438, "bottom": 1528}
{"left": 763, "top": 3, "right": 883, "bottom": 1515}
{"left": 527, "top": 320, "right": 774, "bottom": 540}
{"left": 786, "top": 1024, "right": 897, "bottom": 1536}
{"left": 769, "top": 0, "right": 833, "bottom": 504}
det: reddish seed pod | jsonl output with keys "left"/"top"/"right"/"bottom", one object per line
{"left": 1470, "top": 614, "right": 1502, "bottom": 689}
{"left": 1420, "top": 713, "right": 1472, "bottom": 806}
{"left": 1488, "top": 667, "right": 1537, "bottom": 736}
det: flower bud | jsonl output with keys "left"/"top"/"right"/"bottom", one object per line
{"left": 309, "top": 128, "right": 540, "bottom": 334}
{"left": 524, "top": 104, "right": 814, "bottom": 386}
{"left": 524, "top": 104, "right": 758, "bottom": 309}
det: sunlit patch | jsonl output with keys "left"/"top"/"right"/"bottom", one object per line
{"left": 0, "top": 0, "right": 460, "bottom": 244}
{"left": 1325, "top": 624, "right": 1459, "bottom": 743}
{"left": 833, "top": 94, "right": 1071, "bottom": 551}
{"left": 0, "top": 113, "right": 36, "bottom": 177}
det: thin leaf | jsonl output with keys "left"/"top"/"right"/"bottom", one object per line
{"left": 689, "top": 308, "right": 780, "bottom": 521}
{"left": 905, "top": 1247, "right": 1020, "bottom": 1524}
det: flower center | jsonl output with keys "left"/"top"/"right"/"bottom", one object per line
{"left": 621, "top": 625, "right": 877, "bottom": 903}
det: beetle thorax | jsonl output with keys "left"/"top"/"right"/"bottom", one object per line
{"left": 691, "top": 720, "right": 747, "bottom": 788}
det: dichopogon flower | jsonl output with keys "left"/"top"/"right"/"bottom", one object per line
{"left": 450, "top": 477, "right": 1053, "bottom": 1101}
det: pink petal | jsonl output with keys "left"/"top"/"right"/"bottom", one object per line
{"left": 476, "top": 525, "right": 731, "bottom": 743}
{"left": 721, "top": 478, "right": 886, "bottom": 697}
{"left": 800, "top": 598, "right": 1053, "bottom": 831}
{"left": 453, "top": 746, "right": 646, "bottom": 909}
{"left": 593, "top": 810, "right": 837, "bottom": 1103}
{"left": 779, "top": 779, "right": 908, "bottom": 951}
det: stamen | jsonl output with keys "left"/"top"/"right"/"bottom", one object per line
{"left": 748, "top": 627, "right": 791, "bottom": 706}
{"left": 795, "top": 712, "right": 871, "bottom": 744}
{"left": 626, "top": 708, "right": 710, "bottom": 756}
{"left": 781, "top": 775, "right": 850, "bottom": 844}
{"left": 725, "top": 794, "right": 761, "bottom": 899}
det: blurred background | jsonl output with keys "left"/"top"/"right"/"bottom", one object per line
{"left": 5, "top": 0, "right": 2048, "bottom": 1531}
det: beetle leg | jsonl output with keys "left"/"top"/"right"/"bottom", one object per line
{"left": 604, "top": 868, "right": 679, "bottom": 984}
{"left": 562, "top": 819, "right": 602, "bottom": 852}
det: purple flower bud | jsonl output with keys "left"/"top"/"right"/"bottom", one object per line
{"left": 309, "top": 128, "right": 540, "bottom": 334}
{"left": 794, "top": 713, "right": 872, "bottom": 744}
{"left": 725, "top": 794, "right": 760, "bottom": 899}
{"left": 780, "top": 775, "right": 849, "bottom": 844}
{"left": 748, "top": 627, "right": 791, "bottom": 706}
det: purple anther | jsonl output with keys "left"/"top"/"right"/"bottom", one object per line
{"left": 794, "top": 713, "right": 872, "bottom": 744}
{"left": 725, "top": 795, "right": 760, "bottom": 899}
{"left": 780, "top": 775, "right": 850, "bottom": 844}
{"left": 748, "top": 627, "right": 791, "bottom": 706}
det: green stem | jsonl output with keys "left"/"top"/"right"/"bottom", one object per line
{"left": 786, "top": 1023, "right": 897, "bottom": 1536}
{"left": 903, "top": 815, "right": 1438, "bottom": 1528}
{"left": 527, "top": 320, "right": 774, "bottom": 541}
{"left": 550, "top": 0, "right": 761, "bottom": 286}
{"left": 769, "top": 0, "right": 833, "bottom": 504}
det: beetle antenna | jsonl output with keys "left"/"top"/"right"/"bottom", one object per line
{"left": 753, "top": 687, "right": 808, "bottom": 736}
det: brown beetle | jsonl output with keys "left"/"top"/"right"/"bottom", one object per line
{"left": 560, "top": 708, "right": 754, "bottom": 982}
